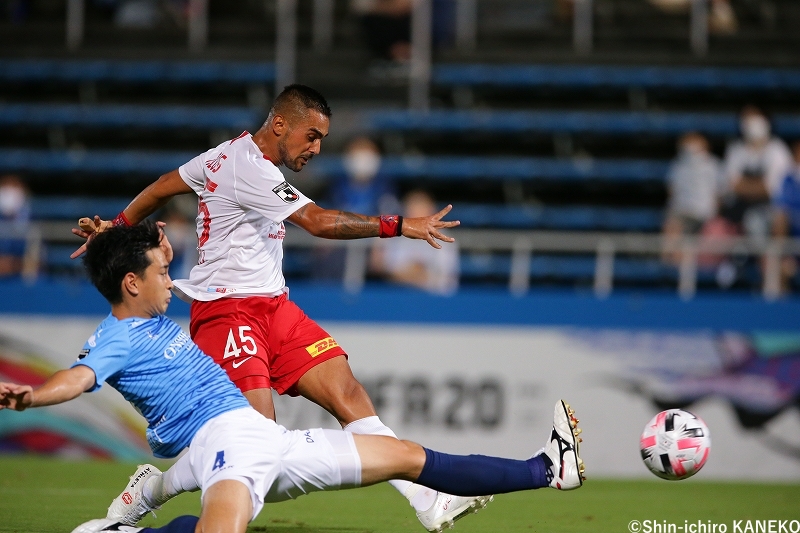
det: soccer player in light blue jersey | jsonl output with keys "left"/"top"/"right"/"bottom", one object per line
{"left": 0, "top": 222, "right": 585, "bottom": 533}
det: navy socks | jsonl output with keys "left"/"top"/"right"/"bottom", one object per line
{"left": 142, "top": 515, "right": 199, "bottom": 533}
{"left": 415, "top": 448, "right": 553, "bottom": 496}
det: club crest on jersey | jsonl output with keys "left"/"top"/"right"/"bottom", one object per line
{"left": 273, "top": 181, "right": 300, "bottom": 203}
{"left": 205, "top": 154, "right": 227, "bottom": 173}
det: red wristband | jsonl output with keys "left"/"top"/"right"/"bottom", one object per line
{"left": 112, "top": 212, "right": 132, "bottom": 227}
{"left": 379, "top": 215, "right": 403, "bottom": 238}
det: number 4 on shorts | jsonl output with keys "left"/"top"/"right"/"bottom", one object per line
{"left": 223, "top": 326, "right": 258, "bottom": 359}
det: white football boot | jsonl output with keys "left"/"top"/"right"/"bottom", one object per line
{"left": 106, "top": 464, "right": 162, "bottom": 525}
{"left": 414, "top": 489, "right": 494, "bottom": 533}
{"left": 71, "top": 518, "right": 143, "bottom": 533}
{"left": 541, "top": 400, "right": 585, "bottom": 490}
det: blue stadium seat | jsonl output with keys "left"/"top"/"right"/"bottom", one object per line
{"left": 454, "top": 204, "right": 662, "bottom": 231}
{"left": 0, "top": 149, "right": 195, "bottom": 174}
{"left": 312, "top": 155, "right": 669, "bottom": 182}
{"left": 0, "top": 149, "right": 670, "bottom": 182}
{"left": 30, "top": 197, "right": 130, "bottom": 220}
{"left": 0, "top": 59, "right": 275, "bottom": 84}
{"left": 433, "top": 64, "right": 800, "bottom": 91}
{"left": 364, "top": 109, "right": 800, "bottom": 137}
{"left": 5, "top": 105, "right": 800, "bottom": 137}
{"left": 0, "top": 103, "right": 260, "bottom": 130}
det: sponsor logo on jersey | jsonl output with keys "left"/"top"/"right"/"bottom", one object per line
{"left": 204, "top": 178, "right": 218, "bottom": 192}
{"left": 122, "top": 492, "right": 133, "bottom": 505}
{"left": 206, "top": 287, "right": 237, "bottom": 294}
{"left": 268, "top": 224, "right": 286, "bottom": 240}
{"left": 163, "top": 332, "right": 191, "bottom": 360}
{"left": 305, "top": 337, "right": 339, "bottom": 358}
{"left": 205, "top": 154, "right": 227, "bottom": 173}
{"left": 272, "top": 181, "right": 300, "bottom": 203}
{"left": 77, "top": 348, "right": 90, "bottom": 360}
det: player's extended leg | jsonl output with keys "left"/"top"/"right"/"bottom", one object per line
{"left": 294, "top": 355, "right": 492, "bottom": 531}
{"left": 78, "top": 400, "right": 584, "bottom": 533}
{"left": 294, "top": 354, "right": 377, "bottom": 425}
{"left": 72, "top": 481, "right": 252, "bottom": 533}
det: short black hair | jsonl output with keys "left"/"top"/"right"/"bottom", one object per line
{"left": 83, "top": 221, "right": 161, "bottom": 305}
{"left": 269, "top": 84, "right": 332, "bottom": 122}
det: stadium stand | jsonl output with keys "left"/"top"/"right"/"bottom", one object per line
{"left": 432, "top": 64, "right": 800, "bottom": 92}
{"left": 0, "top": 60, "right": 274, "bottom": 84}
{"left": 1, "top": 0, "right": 799, "bottom": 293}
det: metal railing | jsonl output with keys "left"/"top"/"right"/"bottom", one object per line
{"left": 8, "top": 222, "right": 800, "bottom": 300}
{"left": 286, "top": 228, "right": 800, "bottom": 300}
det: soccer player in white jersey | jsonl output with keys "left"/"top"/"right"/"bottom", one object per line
{"left": 1, "top": 222, "right": 586, "bottom": 533}
{"left": 71, "top": 85, "right": 479, "bottom": 531}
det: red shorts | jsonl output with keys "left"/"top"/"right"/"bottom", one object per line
{"left": 190, "top": 294, "right": 347, "bottom": 396}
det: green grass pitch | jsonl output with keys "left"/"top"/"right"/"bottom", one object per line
{"left": 1, "top": 456, "right": 798, "bottom": 533}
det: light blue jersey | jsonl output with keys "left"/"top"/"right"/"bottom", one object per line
{"left": 72, "top": 314, "right": 250, "bottom": 458}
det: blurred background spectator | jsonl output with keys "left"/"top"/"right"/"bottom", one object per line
{"left": 720, "top": 106, "right": 792, "bottom": 242}
{"left": 371, "top": 190, "right": 459, "bottom": 295}
{"left": 333, "top": 137, "right": 398, "bottom": 216}
{"left": 662, "top": 132, "right": 723, "bottom": 265}
{"left": 771, "top": 140, "right": 800, "bottom": 294}
{"left": 646, "top": 0, "right": 737, "bottom": 34}
{"left": 0, "top": 174, "right": 32, "bottom": 277}
{"left": 312, "top": 137, "right": 398, "bottom": 281}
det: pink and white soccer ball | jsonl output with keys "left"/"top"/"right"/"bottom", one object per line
{"left": 640, "top": 409, "right": 711, "bottom": 480}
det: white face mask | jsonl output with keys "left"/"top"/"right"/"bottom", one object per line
{"left": 741, "top": 115, "right": 770, "bottom": 143}
{"left": 0, "top": 186, "right": 26, "bottom": 217}
{"left": 344, "top": 149, "right": 381, "bottom": 184}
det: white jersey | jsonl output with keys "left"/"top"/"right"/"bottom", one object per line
{"left": 174, "top": 131, "right": 313, "bottom": 302}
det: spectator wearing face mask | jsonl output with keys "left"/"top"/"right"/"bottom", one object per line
{"left": 662, "top": 133, "right": 724, "bottom": 265}
{"left": 720, "top": 106, "right": 792, "bottom": 240}
{"left": 311, "top": 137, "right": 399, "bottom": 281}
{"left": 331, "top": 137, "right": 399, "bottom": 216}
{"left": 0, "top": 174, "right": 32, "bottom": 277}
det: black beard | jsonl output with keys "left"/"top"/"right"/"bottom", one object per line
{"left": 277, "top": 138, "right": 303, "bottom": 172}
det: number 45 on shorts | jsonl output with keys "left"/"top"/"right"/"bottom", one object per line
{"left": 224, "top": 326, "right": 258, "bottom": 361}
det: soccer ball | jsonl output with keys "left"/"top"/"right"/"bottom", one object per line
{"left": 640, "top": 409, "right": 711, "bottom": 480}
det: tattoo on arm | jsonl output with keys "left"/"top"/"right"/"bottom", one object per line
{"left": 332, "top": 211, "right": 378, "bottom": 239}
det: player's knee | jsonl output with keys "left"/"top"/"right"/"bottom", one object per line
{"left": 397, "top": 439, "right": 427, "bottom": 480}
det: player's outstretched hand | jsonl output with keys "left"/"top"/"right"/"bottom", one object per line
{"left": 0, "top": 382, "right": 33, "bottom": 411}
{"left": 401, "top": 204, "right": 460, "bottom": 249}
{"left": 70, "top": 215, "right": 113, "bottom": 259}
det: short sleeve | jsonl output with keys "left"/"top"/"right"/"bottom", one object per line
{"left": 178, "top": 152, "right": 209, "bottom": 195}
{"left": 71, "top": 323, "right": 131, "bottom": 392}
{"left": 235, "top": 160, "right": 313, "bottom": 223}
